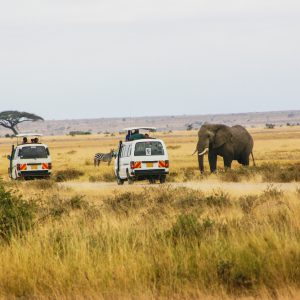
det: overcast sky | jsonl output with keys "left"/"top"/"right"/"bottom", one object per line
{"left": 0, "top": 0, "right": 299, "bottom": 120}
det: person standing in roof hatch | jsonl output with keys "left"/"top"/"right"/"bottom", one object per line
{"left": 129, "top": 130, "right": 144, "bottom": 140}
{"left": 126, "top": 130, "right": 131, "bottom": 141}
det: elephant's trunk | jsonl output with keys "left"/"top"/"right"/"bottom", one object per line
{"left": 198, "top": 152, "right": 204, "bottom": 173}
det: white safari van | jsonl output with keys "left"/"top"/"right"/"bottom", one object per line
{"left": 114, "top": 127, "right": 169, "bottom": 185}
{"left": 7, "top": 134, "right": 52, "bottom": 180}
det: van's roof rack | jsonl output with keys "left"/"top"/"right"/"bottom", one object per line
{"left": 122, "top": 127, "right": 156, "bottom": 132}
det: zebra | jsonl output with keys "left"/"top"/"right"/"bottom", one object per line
{"left": 94, "top": 149, "right": 116, "bottom": 166}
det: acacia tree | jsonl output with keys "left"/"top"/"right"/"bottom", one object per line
{"left": 0, "top": 111, "right": 44, "bottom": 135}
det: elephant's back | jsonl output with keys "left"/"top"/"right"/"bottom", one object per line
{"left": 231, "top": 125, "right": 254, "bottom": 152}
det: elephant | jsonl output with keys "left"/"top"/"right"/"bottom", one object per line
{"left": 194, "top": 124, "right": 255, "bottom": 173}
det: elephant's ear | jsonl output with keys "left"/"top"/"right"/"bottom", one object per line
{"left": 213, "top": 126, "right": 232, "bottom": 149}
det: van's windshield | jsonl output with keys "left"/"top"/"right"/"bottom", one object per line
{"left": 134, "top": 141, "right": 164, "bottom": 156}
{"left": 18, "top": 146, "right": 49, "bottom": 159}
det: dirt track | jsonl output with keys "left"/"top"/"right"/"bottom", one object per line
{"left": 61, "top": 181, "right": 300, "bottom": 195}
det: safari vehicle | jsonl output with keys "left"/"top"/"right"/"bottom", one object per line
{"left": 7, "top": 133, "right": 52, "bottom": 180}
{"left": 114, "top": 127, "right": 169, "bottom": 185}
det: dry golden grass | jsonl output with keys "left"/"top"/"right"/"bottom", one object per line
{"left": 0, "top": 126, "right": 300, "bottom": 299}
{"left": 1, "top": 126, "right": 300, "bottom": 183}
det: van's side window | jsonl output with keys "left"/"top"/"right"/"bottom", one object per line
{"left": 121, "top": 145, "right": 126, "bottom": 158}
{"left": 121, "top": 144, "right": 131, "bottom": 158}
{"left": 126, "top": 145, "right": 132, "bottom": 157}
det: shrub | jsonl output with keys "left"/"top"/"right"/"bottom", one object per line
{"left": 259, "top": 163, "right": 300, "bottom": 182}
{"left": 217, "top": 258, "right": 234, "bottom": 286}
{"left": 220, "top": 170, "right": 241, "bottom": 182}
{"left": 220, "top": 167, "right": 255, "bottom": 182}
{"left": 46, "top": 194, "right": 69, "bottom": 218}
{"left": 66, "top": 150, "right": 77, "bottom": 155}
{"left": 43, "top": 194, "right": 88, "bottom": 219}
{"left": 166, "top": 171, "right": 178, "bottom": 182}
{"left": 175, "top": 188, "right": 205, "bottom": 211}
{"left": 104, "top": 191, "right": 146, "bottom": 213}
{"left": 262, "top": 185, "right": 284, "bottom": 199}
{"left": 102, "top": 171, "right": 116, "bottom": 182}
{"left": 55, "top": 169, "right": 84, "bottom": 182}
{"left": 89, "top": 171, "right": 115, "bottom": 182}
{"left": 68, "top": 195, "right": 87, "bottom": 209}
{"left": 30, "top": 179, "right": 57, "bottom": 190}
{"left": 165, "top": 214, "right": 215, "bottom": 242}
{"left": 167, "top": 214, "right": 203, "bottom": 240}
{"left": 0, "top": 185, "right": 35, "bottom": 241}
{"left": 89, "top": 175, "right": 101, "bottom": 182}
{"left": 69, "top": 131, "right": 91, "bottom": 136}
{"left": 181, "top": 167, "right": 197, "bottom": 181}
{"left": 168, "top": 145, "right": 181, "bottom": 150}
{"left": 205, "top": 190, "right": 231, "bottom": 208}
{"left": 85, "top": 159, "right": 92, "bottom": 166}
{"left": 239, "top": 195, "right": 258, "bottom": 214}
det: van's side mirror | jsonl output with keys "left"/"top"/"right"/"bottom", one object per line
{"left": 7, "top": 155, "right": 11, "bottom": 160}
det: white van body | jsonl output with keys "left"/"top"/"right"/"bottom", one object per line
{"left": 114, "top": 138, "right": 169, "bottom": 184}
{"left": 8, "top": 140, "right": 52, "bottom": 180}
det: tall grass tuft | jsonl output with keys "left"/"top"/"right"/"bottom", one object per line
{"left": 55, "top": 168, "right": 84, "bottom": 182}
{"left": 89, "top": 170, "right": 115, "bottom": 182}
{"left": 258, "top": 163, "right": 300, "bottom": 182}
{"left": 0, "top": 185, "right": 35, "bottom": 242}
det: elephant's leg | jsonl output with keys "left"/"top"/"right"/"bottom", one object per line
{"left": 223, "top": 156, "right": 232, "bottom": 169}
{"left": 208, "top": 151, "right": 217, "bottom": 173}
{"left": 240, "top": 155, "right": 249, "bottom": 166}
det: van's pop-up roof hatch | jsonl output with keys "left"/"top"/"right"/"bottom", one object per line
{"left": 121, "top": 127, "right": 157, "bottom": 141}
{"left": 122, "top": 127, "right": 157, "bottom": 132}
{"left": 16, "top": 133, "right": 43, "bottom": 145}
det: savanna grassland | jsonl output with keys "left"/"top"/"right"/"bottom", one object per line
{"left": 0, "top": 126, "right": 300, "bottom": 299}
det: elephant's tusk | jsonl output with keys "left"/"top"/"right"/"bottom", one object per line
{"left": 198, "top": 148, "right": 209, "bottom": 156}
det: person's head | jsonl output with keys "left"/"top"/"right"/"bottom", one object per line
{"left": 22, "top": 137, "right": 28, "bottom": 143}
{"left": 34, "top": 138, "right": 39, "bottom": 143}
{"left": 144, "top": 133, "right": 149, "bottom": 138}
